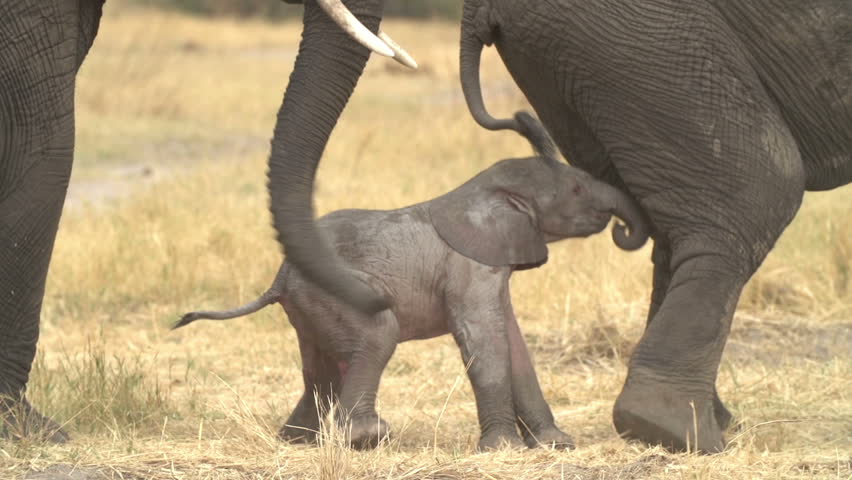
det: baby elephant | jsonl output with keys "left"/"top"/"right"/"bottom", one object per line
{"left": 176, "top": 112, "right": 649, "bottom": 451}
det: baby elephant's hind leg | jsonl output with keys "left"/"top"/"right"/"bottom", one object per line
{"left": 279, "top": 330, "right": 341, "bottom": 444}
{"left": 505, "top": 311, "right": 574, "bottom": 449}
{"left": 336, "top": 309, "right": 399, "bottom": 450}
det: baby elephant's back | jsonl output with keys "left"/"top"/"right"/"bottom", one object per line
{"left": 317, "top": 206, "right": 441, "bottom": 272}
{"left": 284, "top": 206, "right": 451, "bottom": 340}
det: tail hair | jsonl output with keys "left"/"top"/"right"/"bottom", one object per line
{"left": 513, "top": 111, "right": 560, "bottom": 162}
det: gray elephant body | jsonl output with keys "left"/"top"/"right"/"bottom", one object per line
{"left": 474, "top": 0, "right": 851, "bottom": 191}
{"left": 459, "top": 0, "right": 850, "bottom": 453}
{"left": 4, "top": 0, "right": 849, "bottom": 454}
{"left": 265, "top": 0, "right": 851, "bottom": 455}
{"left": 0, "top": 1, "right": 104, "bottom": 442}
{"left": 179, "top": 123, "right": 649, "bottom": 449}
{"left": 269, "top": 203, "right": 565, "bottom": 450}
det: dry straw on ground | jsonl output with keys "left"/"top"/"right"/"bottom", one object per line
{"left": 3, "top": 4, "right": 850, "bottom": 479}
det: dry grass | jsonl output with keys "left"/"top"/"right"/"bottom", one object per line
{"left": 3, "top": 4, "right": 850, "bottom": 479}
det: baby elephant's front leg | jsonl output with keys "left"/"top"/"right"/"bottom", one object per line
{"left": 504, "top": 309, "right": 574, "bottom": 449}
{"left": 447, "top": 271, "right": 525, "bottom": 451}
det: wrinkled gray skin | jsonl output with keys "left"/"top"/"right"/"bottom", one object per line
{"left": 0, "top": 1, "right": 104, "bottom": 443}
{"left": 177, "top": 112, "right": 649, "bottom": 451}
{"left": 3, "top": 0, "right": 849, "bottom": 454}
{"left": 457, "top": 0, "right": 851, "bottom": 454}
{"left": 270, "top": 0, "right": 851, "bottom": 454}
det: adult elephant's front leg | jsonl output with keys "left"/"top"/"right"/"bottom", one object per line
{"left": 0, "top": 1, "right": 101, "bottom": 444}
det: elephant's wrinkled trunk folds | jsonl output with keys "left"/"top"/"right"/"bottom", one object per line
{"left": 267, "top": 0, "right": 390, "bottom": 315}
{"left": 460, "top": 7, "right": 648, "bottom": 251}
{"left": 593, "top": 183, "right": 650, "bottom": 251}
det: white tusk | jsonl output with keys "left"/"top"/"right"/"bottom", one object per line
{"left": 378, "top": 31, "right": 418, "bottom": 70}
{"left": 315, "top": 0, "right": 395, "bottom": 58}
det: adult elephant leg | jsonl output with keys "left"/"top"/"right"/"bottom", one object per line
{"left": 335, "top": 309, "right": 398, "bottom": 450}
{"left": 613, "top": 142, "right": 805, "bottom": 454}
{"left": 279, "top": 328, "right": 341, "bottom": 444}
{"left": 646, "top": 240, "right": 672, "bottom": 324}
{"left": 0, "top": 1, "right": 102, "bottom": 444}
{"left": 614, "top": 252, "right": 748, "bottom": 452}
{"left": 645, "top": 240, "right": 734, "bottom": 433}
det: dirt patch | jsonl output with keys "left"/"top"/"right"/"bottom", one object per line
{"left": 27, "top": 454, "right": 671, "bottom": 480}
{"left": 24, "top": 464, "right": 105, "bottom": 480}
{"left": 725, "top": 313, "right": 852, "bottom": 364}
{"left": 528, "top": 313, "right": 851, "bottom": 368}
{"left": 66, "top": 134, "right": 268, "bottom": 211}
{"left": 792, "top": 457, "right": 852, "bottom": 477}
{"left": 527, "top": 322, "right": 636, "bottom": 368}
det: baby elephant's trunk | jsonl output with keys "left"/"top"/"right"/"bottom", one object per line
{"left": 592, "top": 182, "right": 650, "bottom": 251}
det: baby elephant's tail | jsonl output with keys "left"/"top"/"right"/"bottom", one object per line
{"left": 172, "top": 289, "right": 280, "bottom": 330}
{"left": 173, "top": 265, "right": 287, "bottom": 330}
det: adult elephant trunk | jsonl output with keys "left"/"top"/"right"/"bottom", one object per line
{"left": 267, "top": 0, "right": 390, "bottom": 315}
{"left": 591, "top": 181, "right": 650, "bottom": 251}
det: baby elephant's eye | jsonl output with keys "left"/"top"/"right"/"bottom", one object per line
{"left": 572, "top": 183, "right": 584, "bottom": 195}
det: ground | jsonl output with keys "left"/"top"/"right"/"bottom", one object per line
{"left": 2, "top": 4, "right": 850, "bottom": 479}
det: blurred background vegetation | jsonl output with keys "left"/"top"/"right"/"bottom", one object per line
{"left": 128, "top": 0, "right": 462, "bottom": 19}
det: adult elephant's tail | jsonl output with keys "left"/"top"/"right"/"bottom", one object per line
{"left": 459, "top": 4, "right": 520, "bottom": 132}
{"left": 459, "top": 5, "right": 649, "bottom": 252}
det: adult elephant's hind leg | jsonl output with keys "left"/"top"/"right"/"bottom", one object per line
{"left": 611, "top": 93, "right": 806, "bottom": 452}
{"left": 614, "top": 253, "right": 747, "bottom": 453}
{"left": 614, "top": 176, "right": 804, "bottom": 453}
{"left": 646, "top": 240, "right": 734, "bottom": 432}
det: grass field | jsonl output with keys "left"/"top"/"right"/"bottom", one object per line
{"left": 3, "top": 5, "right": 851, "bottom": 479}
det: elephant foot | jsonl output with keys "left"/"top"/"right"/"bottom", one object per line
{"left": 613, "top": 376, "right": 725, "bottom": 454}
{"left": 0, "top": 396, "right": 68, "bottom": 444}
{"left": 522, "top": 425, "right": 575, "bottom": 450}
{"left": 477, "top": 427, "right": 525, "bottom": 451}
{"left": 278, "top": 423, "right": 319, "bottom": 444}
{"left": 344, "top": 415, "right": 391, "bottom": 450}
{"left": 713, "top": 392, "right": 736, "bottom": 432}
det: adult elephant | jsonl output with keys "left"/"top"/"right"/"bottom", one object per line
{"left": 0, "top": 1, "right": 107, "bottom": 442}
{"left": 0, "top": 0, "right": 408, "bottom": 442}
{"left": 267, "top": 0, "right": 851, "bottom": 453}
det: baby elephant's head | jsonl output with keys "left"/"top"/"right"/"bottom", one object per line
{"left": 429, "top": 112, "right": 648, "bottom": 270}
{"left": 536, "top": 163, "right": 623, "bottom": 240}
{"left": 508, "top": 111, "right": 649, "bottom": 250}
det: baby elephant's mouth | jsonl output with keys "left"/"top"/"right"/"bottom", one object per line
{"left": 586, "top": 212, "right": 614, "bottom": 233}
{"left": 545, "top": 212, "right": 612, "bottom": 241}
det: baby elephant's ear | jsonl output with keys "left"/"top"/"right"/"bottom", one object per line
{"left": 430, "top": 188, "right": 548, "bottom": 268}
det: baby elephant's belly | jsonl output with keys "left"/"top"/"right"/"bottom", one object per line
{"left": 394, "top": 305, "right": 450, "bottom": 343}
